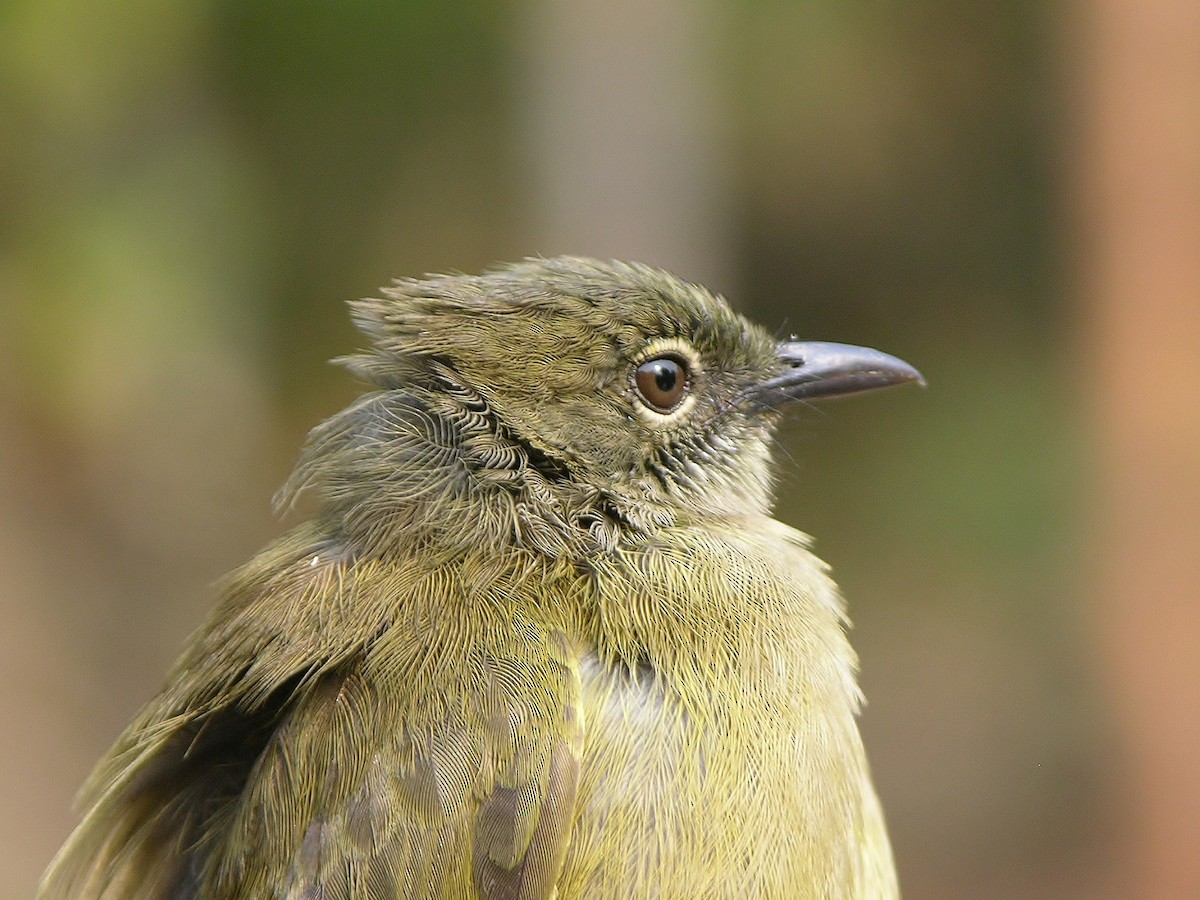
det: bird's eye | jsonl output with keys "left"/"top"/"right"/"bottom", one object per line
{"left": 634, "top": 356, "right": 689, "bottom": 413}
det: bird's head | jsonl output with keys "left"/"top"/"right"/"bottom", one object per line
{"left": 283, "top": 257, "right": 920, "bottom": 555}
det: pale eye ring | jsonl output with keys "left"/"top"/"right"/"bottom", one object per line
{"left": 634, "top": 355, "right": 690, "bottom": 413}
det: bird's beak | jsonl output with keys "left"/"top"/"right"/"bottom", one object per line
{"left": 747, "top": 341, "right": 924, "bottom": 408}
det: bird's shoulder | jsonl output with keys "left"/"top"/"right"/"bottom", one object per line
{"left": 41, "top": 528, "right": 587, "bottom": 900}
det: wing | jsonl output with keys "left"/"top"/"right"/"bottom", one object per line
{"left": 40, "top": 535, "right": 585, "bottom": 900}
{"left": 216, "top": 655, "right": 583, "bottom": 900}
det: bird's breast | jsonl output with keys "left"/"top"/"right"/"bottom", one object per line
{"left": 555, "top": 651, "right": 870, "bottom": 898}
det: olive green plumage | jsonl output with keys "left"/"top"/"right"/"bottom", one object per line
{"left": 42, "top": 257, "right": 917, "bottom": 899}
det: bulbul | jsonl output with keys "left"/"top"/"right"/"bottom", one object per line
{"left": 42, "top": 257, "right": 921, "bottom": 899}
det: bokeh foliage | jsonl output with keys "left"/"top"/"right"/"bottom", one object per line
{"left": 1, "top": 2, "right": 1101, "bottom": 898}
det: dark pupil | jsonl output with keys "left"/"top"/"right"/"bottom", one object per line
{"left": 636, "top": 356, "right": 687, "bottom": 411}
{"left": 653, "top": 362, "right": 677, "bottom": 392}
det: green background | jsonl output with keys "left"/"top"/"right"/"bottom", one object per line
{"left": 0, "top": 1, "right": 1122, "bottom": 897}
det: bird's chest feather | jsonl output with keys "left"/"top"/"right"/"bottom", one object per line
{"left": 550, "top": 526, "right": 875, "bottom": 897}
{"left": 556, "top": 651, "right": 866, "bottom": 898}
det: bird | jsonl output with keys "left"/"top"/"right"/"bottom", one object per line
{"left": 41, "top": 256, "right": 921, "bottom": 899}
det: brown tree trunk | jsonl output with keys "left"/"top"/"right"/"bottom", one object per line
{"left": 1075, "top": 0, "right": 1200, "bottom": 896}
{"left": 516, "top": 0, "right": 732, "bottom": 292}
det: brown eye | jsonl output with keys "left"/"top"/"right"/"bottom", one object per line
{"left": 634, "top": 356, "right": 689, "bottom": 412}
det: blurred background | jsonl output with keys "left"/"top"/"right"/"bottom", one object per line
{"left": 2, "top": 1, "right": 1197, "bottom": 897}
